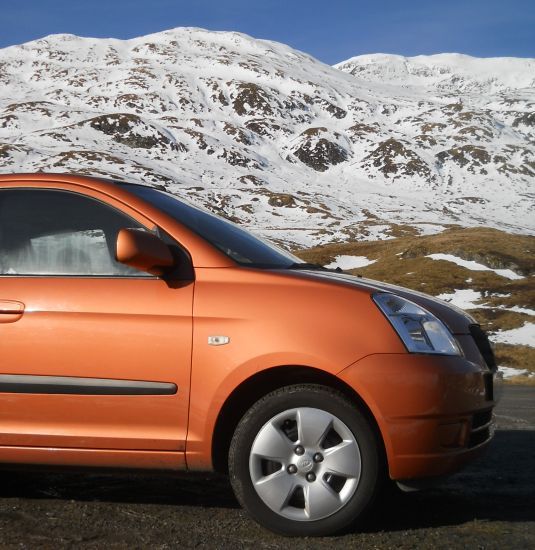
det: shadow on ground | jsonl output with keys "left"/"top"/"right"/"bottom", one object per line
{"left": 364, "top": 430, "right": 535, "bottom": 532}
{"left": 0, "top": 430, "right": 533, "bottom": 534}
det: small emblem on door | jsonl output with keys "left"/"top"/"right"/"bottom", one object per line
{"left": 208, "top": 336, "right": 230, "bottom": 346}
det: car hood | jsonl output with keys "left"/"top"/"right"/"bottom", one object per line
{"left": 285, "top": 269, "right": 476, "bottom": 335}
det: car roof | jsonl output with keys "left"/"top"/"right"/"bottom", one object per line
{"left": 0, "top": 172, "right": 151, "bottom": 188}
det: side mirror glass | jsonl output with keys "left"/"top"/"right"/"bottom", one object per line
{"left": 116, "top": 228, "right": 175, "bottom": 276}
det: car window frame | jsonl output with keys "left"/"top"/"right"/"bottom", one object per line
{"left": 0, "top": 186, "right": 164, "bottom": 280}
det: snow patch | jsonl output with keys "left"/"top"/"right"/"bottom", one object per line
{"left": 437, "top": 289, "right": 483, "bottom": 310}
{"left": 499, "top": 366, "right": 533, "bottom": 379}
{"left": 427, "top": 254, "right": 524, "bottom": 280}
{"left": 491, "top": 323, "right": 535, "bottom": 347}
{"left": 325, "top": 255, "right": 377, "bottom": 270}
{"left": 505, "top": 305, "right": 535, "bottom": 316}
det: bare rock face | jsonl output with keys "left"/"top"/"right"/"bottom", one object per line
{"left": 268, "top": 193, "right": 296, "bottom": 207}
{"left": 362, "top": 138, "right": 433, "bottom": 180}
{"left": 232, "top": 83, "right": 277, "bottom": 116}
{"left": 291, "top": 128, "right": 349, "bottom": 172}
{"left": 223, "top": 122, "right": 252, "bottom": 145}
{"left": 88, "top": 113, "right": 183, "bottom": 151}
{"left": 513, "top": 111, "right": 535, "bottom": 129}
{"left": 347, "top": 122, "right": 381, "bottom": 143}
{"left": 244, "top": 118, "right": 288, "bottom": 138}
{"left": 217, "top": 147, "right": 261, "bottom": 169}
{"left": 436, "top": 145, "right": 491, "bottom": 174}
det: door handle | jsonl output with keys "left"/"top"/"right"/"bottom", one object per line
{"left": 0, "top": 300, "right": 25, "bottom": 322}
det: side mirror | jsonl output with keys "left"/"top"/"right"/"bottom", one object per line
{"left": 116, "top": 228, "right": 175, "bottom": 276}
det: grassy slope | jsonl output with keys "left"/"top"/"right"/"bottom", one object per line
{"left": 296, "top": 227, "right": 535, "bottom": 382}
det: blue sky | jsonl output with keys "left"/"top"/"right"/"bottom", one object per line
{"left": 1, "top": 0, "right": 534, "bottom": 63}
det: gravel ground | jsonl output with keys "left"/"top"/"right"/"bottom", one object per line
{"left": 0, "top": 385, "right": 534, "bottom": 549}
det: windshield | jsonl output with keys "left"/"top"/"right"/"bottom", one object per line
{"left": 125, "top": 184, "right": 303, "bottom": 268}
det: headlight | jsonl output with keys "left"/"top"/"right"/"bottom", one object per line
{"left": 373, "top": 293, "right": 461, "bottom": 356}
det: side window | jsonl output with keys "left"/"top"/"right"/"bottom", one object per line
{"left": 0, "top": 189, "right": 152, "bottom": 277}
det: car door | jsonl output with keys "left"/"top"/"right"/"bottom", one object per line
{"left": 0, "top": 186, "right": 193, "bottom": 452}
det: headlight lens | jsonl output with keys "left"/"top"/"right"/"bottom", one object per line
{"left": 373, "top": 293, "right": 461, "bottom": 356}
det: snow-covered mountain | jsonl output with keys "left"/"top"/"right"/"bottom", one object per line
{"left": 0, "top": 28, "right": 533, "bottom": 248}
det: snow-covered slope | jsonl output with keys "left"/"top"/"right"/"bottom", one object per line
{"left": 0, "top": 28, "right": 533, "bottom": 247}
{"left": 335, "top": 53, "right": 535, "bottom": 94}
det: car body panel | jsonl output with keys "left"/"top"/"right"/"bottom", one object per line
{"left": 185, "top": 266, "right": 405, "bottom": 468}
{"left": 274, "top": 269, "right": 477, "bottom": 335}
{"left": 0, "top": 446, "right": 186, "bottom": 469}
{"left": 0, "top": 173, "right": 496, "bottom": 483}
{"left": 0, "top": 276, "right": 193, "bottom": 450}
{"left": 338, "top": 353, "right": 493, "bottom": 479}
{"left": 0, "top": 176, "right": 195, "bottom": 451}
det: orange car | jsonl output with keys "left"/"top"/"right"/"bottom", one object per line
{"left": 0, "top": 173, "right": 497, "bottom": 536}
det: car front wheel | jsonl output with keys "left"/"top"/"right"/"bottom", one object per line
{"left": 228, "top": 384, "right": 381, "bottom": 536}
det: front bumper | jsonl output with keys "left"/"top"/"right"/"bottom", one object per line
{"left": 338, "top": 353, "right": 496, "bottom": 480}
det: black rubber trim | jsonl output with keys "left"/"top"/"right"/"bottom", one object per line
{"left": 469, "top": 324, "right": 497, "bottom": 371}
{"left": 0, "top": 374, "right": 177, "bottom": 395}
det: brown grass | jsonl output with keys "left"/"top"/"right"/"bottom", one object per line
{"left": 504, "top": 376, "right": 535, "bottom": 386}
{"left": 470, "top": 309, "right": 531, "bottom": 332}
{"left": 494, "top": 344, "right": 535, "bottom": 373}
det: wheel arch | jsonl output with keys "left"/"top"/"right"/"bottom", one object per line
{"left": 211, "top": 365, "right": 386, "bottom": 474}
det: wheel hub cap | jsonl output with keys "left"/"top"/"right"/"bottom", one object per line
{"left": 249, "top": 407, "right": 362, "bottom": 522}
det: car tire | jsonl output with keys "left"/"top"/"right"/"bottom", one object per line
{"left": 228, "top": 384, "right": 382, "bottom": 536}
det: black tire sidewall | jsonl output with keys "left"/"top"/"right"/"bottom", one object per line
{"left": 228, "top": 384, "right": 381, "bottom": 536}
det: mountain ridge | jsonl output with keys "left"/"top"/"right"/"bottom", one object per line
{"left": 335, "top": 52, "right": 535, "bottom": 93}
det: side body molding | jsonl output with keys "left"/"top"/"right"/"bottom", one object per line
{"left": 0, "top": 374, "right": 177, "bottom": 395}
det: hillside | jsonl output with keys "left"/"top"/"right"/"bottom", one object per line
{"left": 0, "top": 28, "right": 533, "bottom": 249}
